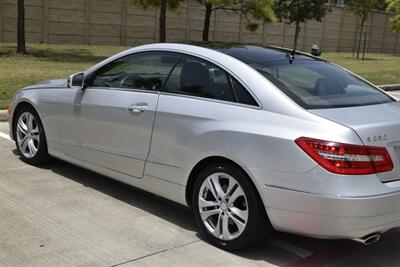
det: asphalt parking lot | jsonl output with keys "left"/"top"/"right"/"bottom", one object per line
{"left": 1, "top": 117, "right": 400, "bottom": 267}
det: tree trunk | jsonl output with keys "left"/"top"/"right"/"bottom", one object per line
{"left": 293, "top": 21, "right": 300, "bottom": 51}
{"left": 159, "top": 0, "right": 167, "bottom": 43}
{"left": 352, "top": 24, "right": 358, "bottom": 57}
{"left": 17, "top": 0, "right": 27, "bottom": 55}
{"left": 362, "top": 30, "right": 367, "bottom": 60}
{"left": 202, "top": 3, "right": 213, "bottom": 42}
{"left": 356, "top": 17, "right": 365, "bottom": 60}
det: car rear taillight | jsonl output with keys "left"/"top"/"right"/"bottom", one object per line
{"left": 295, "top": 137, "right": 393, "bottom": 175}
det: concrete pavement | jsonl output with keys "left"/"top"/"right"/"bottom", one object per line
{"left": 0, "top": 110, "right": 7, "bottom": 122}
{"left": 1, "top": 121, "right": 400, "bottom": 267}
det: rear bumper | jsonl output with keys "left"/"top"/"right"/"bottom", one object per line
{"left": 263, "top": 186, "right": 400, "bottom": 239}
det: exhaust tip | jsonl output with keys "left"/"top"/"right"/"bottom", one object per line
{"left": 353, "top": 233, "right": 381, "bottom": 245}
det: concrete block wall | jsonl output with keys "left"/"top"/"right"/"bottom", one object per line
{"left": 0, "top": 0, "right": 399, "bottom": 53}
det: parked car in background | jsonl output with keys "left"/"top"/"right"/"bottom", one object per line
{"left": 8, "top": 43, "right": 400, "bottom": 250}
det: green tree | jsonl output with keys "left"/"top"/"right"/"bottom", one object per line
{"left": 274, "top": 0, "right": 329, "bottom": 51}
{"left": 17, "top": 0, "right": 27, "bottom": 55}
{"left": 387, "top": 0, "right": 400, "bottom": 32}
{"left": 375, "top": 0, "right": 388, "bottom": 10}
{"left": 199, "top": 0, "right": 276, "bottom": 42}
{"left": 347, "top": 0, "right": 380, "bottom": 59}
{"left": 131, "top": 0, "right": 184, "bottom": 42}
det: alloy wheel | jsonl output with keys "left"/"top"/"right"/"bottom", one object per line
{"left": 198, "top": 172, "right": 249, "bottom": 241}
{"left": 16, "top": 112, "right": 40, "bottom": 158}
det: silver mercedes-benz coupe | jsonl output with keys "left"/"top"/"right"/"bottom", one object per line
{"left": 8, "top": 43, "right": 400, "bottom": 250}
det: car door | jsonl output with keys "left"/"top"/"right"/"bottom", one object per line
{"left": 59, "top": 51, "right": 181, "bottom": 178}
{"left": 145, "top": 54, "right": 261, "bottom": 184}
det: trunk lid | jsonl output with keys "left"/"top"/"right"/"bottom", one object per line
{"left": 310, "top": 101, "right": 400, "bottom": 182}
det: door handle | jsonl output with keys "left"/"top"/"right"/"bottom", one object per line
{"left": 128, "top": 104, "right": 148, "bottom": 114}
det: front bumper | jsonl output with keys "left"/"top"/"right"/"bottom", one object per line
{"left": 263, "top": 185, "right": 400, "bottom": 239}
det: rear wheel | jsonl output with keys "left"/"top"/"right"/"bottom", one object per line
{"left": 192, "top": 162, "right": 271, "bottom": 250}
{"left": 14, "top": 106, "right": 50, "bottom": 165}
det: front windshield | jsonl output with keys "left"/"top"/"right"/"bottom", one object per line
{"left": 250, "top": 60, "right": 394, "bottom": 109}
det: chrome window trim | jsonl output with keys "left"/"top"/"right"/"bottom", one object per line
{"left": 160, "top": 91, "right": 263, "bottom": 110}
{"left": 84, "top": 86, "right": 161, "bottom": 95}
{"left": 83, "top": 87, "right": 262, "bottom": 110}
{"left": 83, "top": 85, "right": 260, "bottom": 111}
{"left": 83, "top": 87, "right": 261, "bottom": 111}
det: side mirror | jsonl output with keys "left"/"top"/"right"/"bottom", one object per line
{"left": 68, "top": 72, "right": 85, "bottom": 89}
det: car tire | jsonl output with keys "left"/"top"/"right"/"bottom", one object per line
{"left": 192, "top": 162, "right": 271, "bottom": 250}
{"left": 13, "top": 106, "right": 50, "bottom": 165}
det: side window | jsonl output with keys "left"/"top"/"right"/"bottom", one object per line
{"left": 164, "top": 55, "right": 236, "bottom": 103}
{"left": 230, "top": 78, "right": 258, "bottom": 106}
{"left": 86, "top": 52, "right": 180, "bottom": 91}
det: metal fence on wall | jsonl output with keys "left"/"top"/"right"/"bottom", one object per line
{"left": 0, "top": 0, "right": 399, "bottom": 53}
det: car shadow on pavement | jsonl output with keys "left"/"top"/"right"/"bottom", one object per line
{"left": 36, "top": 158, "right": 198, "bottom": 233}
{"left": 19, "top": 155, "right": 310, "bottom": 263}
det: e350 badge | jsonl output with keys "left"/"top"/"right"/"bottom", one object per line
{"left": 366, "top": 135, "right": 388, "bottom": 143}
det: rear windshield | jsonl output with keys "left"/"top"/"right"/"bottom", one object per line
{"left": 250, "top": 60, "right": 394, "bottom": 109}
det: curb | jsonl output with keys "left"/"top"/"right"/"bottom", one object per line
{"left": 379, "top": 84, "right": 400, "bottom": 91}
{"left": 0, "top": 110, "right": 7, "bottom": 122}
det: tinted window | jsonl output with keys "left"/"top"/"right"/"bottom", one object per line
{"left": 251, "top": 60, "right": 394, "bottom": 109}
{"left": 231, "top": 78, "right": 258, "bottom": 106}
{"left": 164, "top": 55, "right": 236, "bottom": 103}
{"left": 86, "top": 52, "right": 180, "bottom": 91}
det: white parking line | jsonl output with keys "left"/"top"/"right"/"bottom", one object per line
{"left": 268, "top": 237, "right": 313, "bottom": 258}
{"left": 0, "top": 131, "right": 12, "bottom": 141}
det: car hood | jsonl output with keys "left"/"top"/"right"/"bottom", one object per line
{"left": 23, "top": 79, "right": 68, "bottom": 90}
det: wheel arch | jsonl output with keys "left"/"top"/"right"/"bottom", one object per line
{"left": 185, "top": 156, "right": 264, "bottom": 209}
{"left": 11, "top": 101, "right": 42, "bottom": 140}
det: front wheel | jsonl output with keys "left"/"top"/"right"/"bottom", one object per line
{"left": 192, "top": 162, "right": 271, "bottom": 250}
{"left": 14, "top": 106, "right": 50, "bottom": 165}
